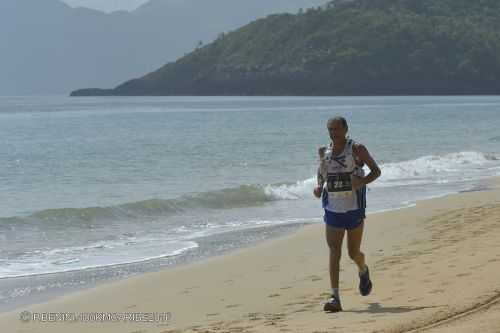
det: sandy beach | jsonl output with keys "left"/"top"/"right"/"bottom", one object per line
{"left": 1, "top": 178, "right": 500, "bottom": 333}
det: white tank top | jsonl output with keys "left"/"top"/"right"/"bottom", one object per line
{"left": 320, "top": 139, "right": 365, "bottom": 213}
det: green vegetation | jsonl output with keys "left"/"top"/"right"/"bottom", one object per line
{"left": 71, "top": 0, "right": 500, "bottom": 96}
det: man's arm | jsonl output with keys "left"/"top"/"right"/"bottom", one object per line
{"left": 317, "top": 146, "right": 327, "bottom": 186}
{"left": 317, "top": 166, "right": 325, "bottom": 187}
{"left": 314, "top": 146, "right": 327, "bottom": 198}
{"left": 353, "top": 144, "right": 381, "bottom": 187}
{"left": 314, "top": 167, "right": 324, "bottom": 198}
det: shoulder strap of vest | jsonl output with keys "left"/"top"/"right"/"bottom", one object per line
{"left": 346, "top": 138, "right": 354, "bottom": 154}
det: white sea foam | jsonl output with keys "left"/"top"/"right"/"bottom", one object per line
{"left": 263, "top": 178, "right": 316, "bottom": 200}
{"left": 260, "top": 151, "right": 500, "bottom": 204}
{"left": 376, "top": 151, "right": 499, "bottom": 187}
{"left": 0, "top": 240, "right": 198, "bottom": 279}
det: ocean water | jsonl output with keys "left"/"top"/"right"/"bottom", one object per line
{"left": 1, "top": 95, "right": 500, "bottom": 308}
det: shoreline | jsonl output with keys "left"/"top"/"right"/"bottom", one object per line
{"left": 1, "top": 177, "right": 500, "bottom": 332}
{"left": 1, "top": 178, "right": 484, "bottom": 314}
{"left": 0, "top": 179, "right": 484, "bottom": 315}
{"left": 0, "top": 221, "right": 309, "bottom": 314}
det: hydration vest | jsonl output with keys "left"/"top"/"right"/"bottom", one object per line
{"left": 320, "top": 139, "right": 366, "bottom": 213}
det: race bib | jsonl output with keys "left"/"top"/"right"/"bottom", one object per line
{"left": 327, "top": 172, "right": 353, "bottom": 197}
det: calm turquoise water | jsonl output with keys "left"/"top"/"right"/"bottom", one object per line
{"left": 1, "top": 95, "right": 500, "bottom": 280}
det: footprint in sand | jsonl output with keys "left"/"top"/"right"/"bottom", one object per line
{"left": 226, "top": 304, "right": 241, "bottom": 308}
{"left": 178, "top": 285, "right": 200, "bottom": 295}
{"left": 429, "top": 289, "right": 445, "bottom": 294}
{"left": 313, "top": 295, "right": 326, "bottom": 301}
{"left": 300, "top": 303, "right": 318, "bottom": 311}
{"left": 247, "top": 312, "right": 263, "bottom": 321}
{"left": 408, "top": 297, "right": 423, "bottom": 303}
{"left": 302, "top": 275, "right": 323, "bottom": 282}
{"left": 293, "top": 307, "right": 309, "bottom": 313}
{"left": 293, "top": 303, "right": 318, "bottom": 313}
{"left": 263, "top": 313, "right": 286, "bottom": 323}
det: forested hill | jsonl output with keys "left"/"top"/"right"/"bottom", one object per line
{"left": 71, "top": 0, "right": 500, "bottom": 96}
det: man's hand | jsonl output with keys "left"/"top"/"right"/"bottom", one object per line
{"left": 351, "top": 175, "right": 366, "bottom": 191}
{"left": 313, "top": 185, "right": 323, "bottom": 198}
{"left": 318, "top": 146, "right": 326, "bottom": 159}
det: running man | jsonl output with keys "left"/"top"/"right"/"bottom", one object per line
{"left": 313, "top": 116, "right": 381, "bottom": 312}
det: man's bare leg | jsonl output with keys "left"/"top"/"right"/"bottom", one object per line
{"left": 326, "top": 224, "right": 345, "bottom": 290}
{"left": 346, "top": 220, "right": 366, "bottom": 272}
{"left": 347, "top": 219, "right": 373, "bottom": 296}
{"left": 324, "top": 224, "right": 345, "bottom": 311}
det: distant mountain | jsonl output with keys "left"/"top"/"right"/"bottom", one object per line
{"left": 71, "top": 0, "right": 500, "bottom": 96}
{"left": 0, "top": 0, "right": 328, "bottom": 95}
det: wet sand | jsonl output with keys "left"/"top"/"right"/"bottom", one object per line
{"left": 1, "top": 178, "right": 500, "bottom": 333}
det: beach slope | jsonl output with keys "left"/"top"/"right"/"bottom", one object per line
{"left": 1, "top": 179, "right": 500, "bottom": 333}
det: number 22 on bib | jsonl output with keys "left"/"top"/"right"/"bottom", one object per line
{"left": 327, "top": 172, "right": 353, "bottom": 198}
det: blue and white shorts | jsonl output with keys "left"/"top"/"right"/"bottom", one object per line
{"left": 323, "top": 208, "right": 365, "bottom": 230}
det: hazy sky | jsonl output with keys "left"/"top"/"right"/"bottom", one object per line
{"left": 62, "top": 0, "right": 149, "bottom": 12}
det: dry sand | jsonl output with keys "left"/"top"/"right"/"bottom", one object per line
{"left": 1, "top": 178, "right": 500, "bottom": 333}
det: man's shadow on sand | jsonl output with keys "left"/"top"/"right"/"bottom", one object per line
{"left": 341, "top": 302, "right": 441, "bottom": 314}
